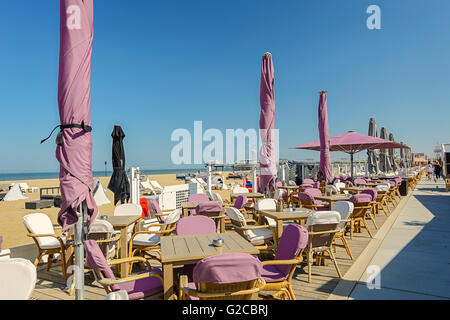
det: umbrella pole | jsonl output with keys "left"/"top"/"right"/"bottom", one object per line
{"left": 74, "top": 202, "right": 86, "bottom": 300}
{"left": 350, "top": 153, "right": 354, "bottom": 180}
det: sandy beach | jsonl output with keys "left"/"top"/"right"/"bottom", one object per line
{"left": 0, "top": 173, "right": 243, "bottom": 249}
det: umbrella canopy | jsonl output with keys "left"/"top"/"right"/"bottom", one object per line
{"left": 107, "top": 125, "right": 130, "bottom": 204}
{"left": 259, "top": 52, "right": 277, "bottom": 194}
{"left": 291, "top": 130, "right": 407, "bottom": 178}
{"left": 317, "top": 91, "right": 332, "bottom": 183}
{"left": 56, "top": 0, "right": 97, "bottom": 230}
{"left": 379, "top": 127, "right": 392, "bottom": 172}
{"left": 388, "top": 133, "right": 398, "bottom": 171}
{"left": 367, "top": 117, "right": 379, "bottom": 174}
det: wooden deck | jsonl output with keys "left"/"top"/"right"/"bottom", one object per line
{"left": 30, "top": 200, "right": 395, "bottom": 300}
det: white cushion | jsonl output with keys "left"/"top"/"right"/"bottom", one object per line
{"left": 331, "top": 201, "right": 354, "bottom": 230}
{"left": 0, "top": 258, "right": 36, "bottom": 300}
{"left": 232, "top": 186, "right": 249, "bottom": 194}
{"left": 255, "top": 199, "right": 277, "bottom": 227}
{"left": 306, "top": 211, "right": 341, "bottom": 226}
{"left": 132, "top": 233, "right": 160, "bottom": 246}
{"left": 247, "top": 228, "right": 273, "bottom": 246}
{"left": 23, "top": 213, "right": 65, "bottom": 249}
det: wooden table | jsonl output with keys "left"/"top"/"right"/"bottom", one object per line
{"left": 104, "top": 215, "right": 141, "bottom": 277}
{"left": 340, "top": 187, "right": 374, "bottom": 194}
{"left": 314, "top": 194, "right": 353, "bottom": 207}
{"left": 181, "top": 201, "right": 202, "bottom": 217}
{"left": 230, "top": 192, "right": 265, "bottom": 202}
{"left": 260, "top": 209, "right": 312, "bottom": 241}
{"left": 277, "top": 185, "right": 299, "bottom": 206}
{"left": 160, "top": 231, "right": 260, "bottom": 300}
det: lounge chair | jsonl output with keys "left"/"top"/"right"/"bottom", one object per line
{"left": 225, "top": 207, "right": 276, "bottom": 248}
{"left": 180, "top": 253, "right": 265, "bottom": 300}
{"left": 303, "top": 211, "right": 343, "bottom": 283}
{"left": 259, "top": 224, "right": 308, "bottom": 300}
{"left": 140, "top": 180, "right": 157, "bottom": 195}
{"left": 23, "top": 213, "right": 72, "bottom": 279}
{"left": 0, "top": 258, "right": 37, "bottom": 300}
{"left": 128, "top": 208, "right": 181, "bottom": 264}
{"left": 149, "top": 180, "right": 164, "bottom": 194}
{"left": 84, "top": 240, "right": 163, "bottom": 300}
{"left": 331, "top": 201, "right": 354, "bottom": 260}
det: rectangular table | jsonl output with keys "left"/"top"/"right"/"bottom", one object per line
{"left": 340, "top": 187, "right": 374, "bottom": 194}
{"left": 259, "top": 209, "right": 312, "bottom": 241}
{"left": 314, "top": 195, "right": 353, "bottom": 207}
{"left": 160, "top": 231, "right": 260, "bottom": 300}
{"left": 230, "top": 192, "right": 265, "bottom": 201}
{"left": 104, "top": 215, "right": 141, "bottom": 278}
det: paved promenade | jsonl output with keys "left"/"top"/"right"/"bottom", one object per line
{"left": 350, "top": 177, "right": 450, "bottom": 299}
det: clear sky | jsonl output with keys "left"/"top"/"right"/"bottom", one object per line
{"left": 0, "top": 0, "right": 449, "bottom": 172}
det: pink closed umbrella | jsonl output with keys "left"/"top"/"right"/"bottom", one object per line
{"left": 56, "top": 0, "right": 97, "bottom": 300}
{"left": 259, "top": 52, "right": 277, "bottom": 194}
{"left": 317, "top": 91, "right": 332, "bottom": 183}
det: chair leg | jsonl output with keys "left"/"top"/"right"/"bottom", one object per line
{"left": 328, "top": 249, "right": 342, "bottom": 278}
{"left": 341, "top": 236, "right": 353, "bottom": 260}
{"left": 287, "top": 285, "right": 296, "bottom": 300}
{"left": 363, "top": 218, "right": 373, "bottom": 238}
{"left": 34, "top": 251, "right": 43, "bottom": 268}
{"left": 369, "top": 211, "right": 378, "bottom": 230}
{"left": 307, "top": 251, "right": 313, "bottom": 283}
{"left": 350, "top": 220, "right": 354, "bottom": 240}
{"left": 47, "top": 254, "right": 54, "bottom": 271}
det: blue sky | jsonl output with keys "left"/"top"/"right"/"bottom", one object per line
{"left": 0, "top": 0, "right": 449, "bottom": 172}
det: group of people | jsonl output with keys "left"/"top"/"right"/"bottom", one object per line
{"left": 427, "top": 160, "right": 444, "bottom": 182}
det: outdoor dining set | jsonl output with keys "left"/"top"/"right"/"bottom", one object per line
{"left": 19, "top": 168, "right": 425, "bottom": 300}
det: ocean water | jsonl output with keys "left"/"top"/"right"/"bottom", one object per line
{"left": 0, "top": 168, "right": 214, "bottom": 182}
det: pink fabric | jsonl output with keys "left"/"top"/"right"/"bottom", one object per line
{"left": 354, "top": 178, "right": 367, "bottom": 186}
{"left": 259, "top": 53, "right": 277, "bottom": 194}
{"left": 193, "top": 253, "right": 262, "bottom": 284}
{"left": 195, "top": 201, "right": 223, "bottom": 214}
{"left": 84, "top": 240, "right": 163, "bottom": 300}
{"left": 57, "top": 0, "right": 98, "bottom": 230}
{"left": 304, "top": 188, "right": 322, "bottom": 198}
{"left": 188, "top": 194, "right": 210, "bottom": 203}
{"left": 176, "top": 216, "right": 216, "bottom": 235}
{"left": 233, "top": 195, "right": 247, "bottom": 210}
{"left": 318, "top": 92, "right": 332, "bottom": 183}
{"left": 148, "top": 199, "right": 164, "bottom": 223}
{"left": 303, "top": 179, "right": 314, "bottom": 184}
{"left": 291, "top": 131, "right": 408, "bottom": 153}
{"left": 350, "top": 194, "right": 372, "bottom": 203}
{"left": 313, "top": 182, "right": 320, "bottom": 188}
{"left": 361, "top": 189, "right": 377, "bottom": 201}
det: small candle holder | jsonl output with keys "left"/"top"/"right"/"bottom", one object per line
{"left": 212, "top": 238, "right": 224, "bottom": 247}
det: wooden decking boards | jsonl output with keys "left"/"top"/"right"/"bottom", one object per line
{"left": 30, "top": 201, "right": 394, "bottom": 300}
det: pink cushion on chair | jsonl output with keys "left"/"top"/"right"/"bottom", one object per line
{"left": 361, "top": 189, "right": 377, "bottom": 201}
{"left": 148, "top": 199, "right": 163, "bottom": 222}
{"left": 193, "top": 253, "right": 262, "bottom": 284}
{"left": 176, "top": 216, "right": 217, "bottom": 235}
{"left": 233, "top": 195, "right": 247, "bottom": 210}
{"left": 304, "top": 188, "right": 322, "bottom": 198}
{"left": 195, "top": 201, "right": 223, "bottom": 214}
{"left": 188, "top": 194, "right": 210, "bottom": 203}
{"left": 350, "top": 194, "right": 372, "bottom": 203}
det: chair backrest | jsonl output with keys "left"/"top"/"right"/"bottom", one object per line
{"left": 334, "top": 182, "right": 346, "bottom": 192}
{"left": 114, "top": 203, "right": 142, "bottom": 216}
{"left": 255, "top": 199, "right": 277, "bottom": 211}
{"left": 87, "top": 219, "right": 117, "bottom": 259}
{"left": 275, "top": 181, "right": 283, "bottom": 188}
{"left": 192, "top": 253, "right": 263, "bottom": 300}
{"left": 306, "top": 211, "right": 341, "bottom": 249}
{"left": 349, "top": 193, "right": 372, "bottom": 204}
{"left": 161, "top": 209, "right": 182, "bottom": 231}
{"left": 303, "top": 178, "right": 314, "bottom": 184}
{"left": 375, "top": 184, "right": 390, "bottom": 192}
{"left": 361, "top": 189, "right": 378, "bottom": 202}
{"left": 23, "top": 213, "right": 56, "bottom": 248}
{"left": 113, "top": 203, "right": 142, "bottom": 237}
{"left": 331, "top": 201, "right": 354, "bottom": 230}
{"left": 232, "top": 186, "right": 249, "bottom": 194}
{"left": 313, "top": 182, "right": 320, "bottom": 189}
{"left": 225, "top": 207, "right": 248, "bottom": 236}
{"left": 0, "top": 258, "right": 37, "bottom": 300}
{"left": 233, "top": 195, "right": 247, "bottom": 210}
{"left": 354, "top": 178, "right": 366, "bottom": 186}
{"left": 195, "top": 202, "right": 223, "bottom": 217}
{"left": 326, "top": 185, "right": 339, "bottom": 194}
{"left": 176, "top": 216, "right": 217, "bottom": 235}
{"left": 188, "top": 193, "right": 210, "bottom": 203}
{"left": 212, "top": 193, "right": 224, "bottom": 204}
{"left": 273, "top": 224, "right": 308, "bottom": 278}
{"left": 148, "top": 199, "right": 163, "bottom": 222}
{"left": 288, "top": 180, "right": 297, "bottom": 186}
{"left": 304, "top": 188, "right": 322, "bottom": 198}
{"left": 273, "top": 189, "right": 285, "bottom": 200}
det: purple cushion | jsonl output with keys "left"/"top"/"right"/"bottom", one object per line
{"left": 275, "top": 181, "right": 283, "bottom": 188}
{"left": 195, "top": 201, "right": 223, "bottom": 214}
{"left": 193, "top": 253, "right": 262, "bottom": 284}
{"left": 350, "top": 194, "right": 372, "bottom": 204}
{"left": 304, "top": 188, "right": 322, "bottom": 198}
{"left": 354, "top": 178, "right": 366, "bottom": 185}
{"left": 84, "top": 240, "right": 163, "bottom": 299}
{"left": 188, "top": 194, "right": 210, "bottom": 203}
{"left": 233, "top": 195, "right": 247, "bottom": 210}
{"left": 303, "top": 179, "right": 314, "bottom": 184}
{"left": 361, "top": 189, "right": 377, "bottom": 201}
{"left": 261, "top": 264, "right": 288, "bottom": 282}
{"left": 388, "top": 180, "right": 396, "bottom": 187}
{"left": 149, "top": 199, "right": 164, "bottom": 223}
{"left": 176, "top": 216, "right": 216, "bottom": 235}
{"left": 299, "top": 184, "right": 313, "bottom": 190}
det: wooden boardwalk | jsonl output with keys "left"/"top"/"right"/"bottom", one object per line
{"left": 31, "top": 200, "right": 397, "bottom": 300}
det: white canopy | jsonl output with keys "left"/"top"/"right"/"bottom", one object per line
{"left": 3, "top": 183, "right": 28, "bottom": 201}
{"left": 93, "top": 180, "right": 111, "bottom": 206}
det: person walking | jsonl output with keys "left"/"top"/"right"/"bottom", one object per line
{"left": 427, "top": 161, "right": 433, "bottom": 181}
{"left": 434, "top": 160, "right": 442, "bottom": 182}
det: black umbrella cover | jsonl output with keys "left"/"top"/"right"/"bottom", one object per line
{"left": 107, "top": 125, "right": 130, "bottom": 205}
